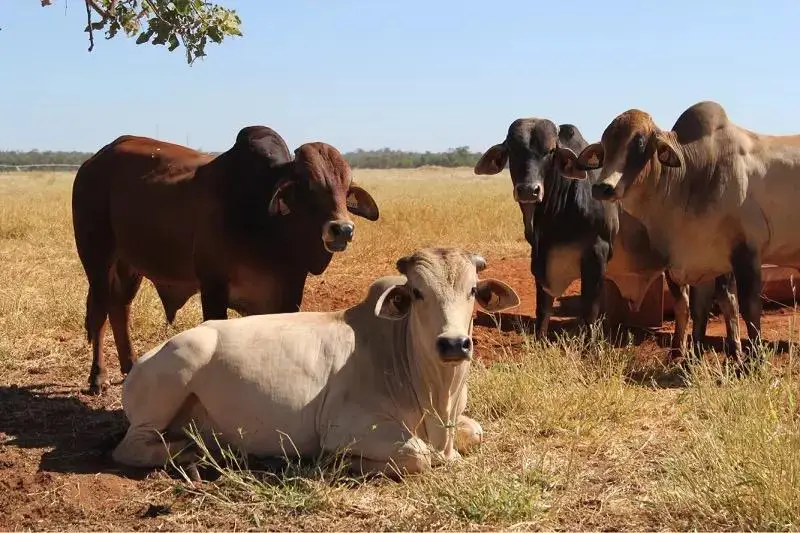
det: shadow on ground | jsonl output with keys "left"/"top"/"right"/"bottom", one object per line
{"left": 0, "top": 383, "right": 140, "bottom": 477}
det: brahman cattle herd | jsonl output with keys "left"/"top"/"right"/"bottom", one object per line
{"left": 64, "top": 100, "right": 800, "bottom": 478}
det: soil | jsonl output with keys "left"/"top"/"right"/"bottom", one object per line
{"left": 1, "top": 256, "right": 797, "bottom": 530}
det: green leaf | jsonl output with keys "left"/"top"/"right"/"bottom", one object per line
{"left": 168, "top": 34, "right": 180, "bottom": 51}
{"left": 135, "top": 29, "right": 153, "bottom": 45}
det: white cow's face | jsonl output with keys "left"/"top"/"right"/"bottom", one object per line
{"left": 374, "top": 248, "right": 520, "bottom": 365}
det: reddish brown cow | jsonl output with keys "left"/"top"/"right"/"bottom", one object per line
{"left": 72, "top": 126, "right": 379, "bottom": 394}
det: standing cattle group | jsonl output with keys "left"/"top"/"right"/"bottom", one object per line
{"left": 68, "top": 99, "right": 799, "bottom": 477}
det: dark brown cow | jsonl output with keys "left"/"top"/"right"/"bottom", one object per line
{"left": 72, "top": 126, "right": 379, "bottom": 394}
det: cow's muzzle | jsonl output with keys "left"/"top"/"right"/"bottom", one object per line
{"left": 436, "top": 335, "right": 473, "bottom": 362}
{"left": 323, "top": 220, "right": 355, "bottom": 252}
{"left": 514, "top": 183, "right": 543, "bottom": 204}
{"left": 591, "top": 183, "right": 617, "bottom": 201}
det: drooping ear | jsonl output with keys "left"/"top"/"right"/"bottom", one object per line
{"left": 346, "top": 183, "right": 380, "bottom": 221}
{"left": 577, "top": 143, "right": 605, "bottom": 172}
{"left": 267, "top": 179, "right": 296, "bottom": 216}
{"left": 475, "top": 278, "right": 520, "bottom": 313}
{"left": 474, "top": 143, "right": 509, "bottom": 175}
{"left": 653, "top": 132, "right": 682, "bottom": 168}
{"left": 467, "top": 252, "right": 487, "bottom": 273}
{"left": 396, "top": 254, "right": 414, "bottom": 275}
{"left": 554, "top": 146, "right": 587, "bottom": 180}
{"left": 374, "top": 284, "right": 412, "bottom": 320}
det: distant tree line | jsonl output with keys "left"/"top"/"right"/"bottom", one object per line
{"left": 0, "top": 146, "right": 483, "bottom": 170}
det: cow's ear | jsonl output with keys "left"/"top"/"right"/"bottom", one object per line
{"left": 654, "top": 132, "right": 682, "bottom": 168}
{"left": 375, "top": 284, "right": 412, "bottom": 320}
{"left": 577, "top": 143, "right": 604, "bottom": 172}
{"left": 347, "top": 184, "right": 380, "bottom": 221}
{"left": 475, "top": 279, "right": 520, "bottom": 313}
{"left": 474, "top": 143, "right": 508, "bottom": 175}
{"left": 467, "top": 252, "right": 487, "bottom": 273}
{"left": 268, "top": 179, "right": 296, "bottom": 216}
{"left": 555, "top": 146, "right": 587, "bottom": 180}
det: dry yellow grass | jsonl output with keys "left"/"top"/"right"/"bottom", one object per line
{"left": 1, "top": 170, "right": 800, "bottom": 531}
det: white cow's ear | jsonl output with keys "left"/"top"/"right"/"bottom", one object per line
{"left": 268, "top": 179, "right": 296, "bottom": 216}
{"left": 375, "top": 285, "right": 412, "bottom": 320}
{"left": 475, "top": 279, "right": 520, "bottom": 313}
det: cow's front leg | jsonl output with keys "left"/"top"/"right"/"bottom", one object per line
{"left": 346, "top": 436, "right": 434, "bottom": 478}
{"left": 455, "top": 414, "right": 483, "bottom": 455}
{"left": 324, "top": 418, "right": 437, "bottom": 478}
{"left": 666, "top": 277, "right": 690, "bottom": 360}
{"left": 579, "top": 239, "right": 610, "bottom": 342}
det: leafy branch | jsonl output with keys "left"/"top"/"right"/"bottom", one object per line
{"left": 41, "top": 0, "right": 242, "bottom": 64}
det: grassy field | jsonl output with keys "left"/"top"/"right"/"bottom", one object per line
{"left": 1, "top": 170, "right": 800, "bottom": 531}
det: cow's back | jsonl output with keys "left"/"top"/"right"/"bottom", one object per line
{"left": 73, "top": 135, "right": 215, "bottom": 283}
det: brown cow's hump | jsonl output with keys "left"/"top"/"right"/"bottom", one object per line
{"left": 672, "top": 101, "right": 729, "bottom": 144}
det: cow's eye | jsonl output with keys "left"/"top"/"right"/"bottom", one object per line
{"left": 469, "top": 286, "right": 478, "bottom": 299}
{"left": 635, "top": 133, "right": 646, "bottom": 153}
{"left": 412, "top": 288, "right": 424, "bottom": 300}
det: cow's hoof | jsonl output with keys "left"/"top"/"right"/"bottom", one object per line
{"left": 87, "top": 377, "right": 109, "bottom": 396}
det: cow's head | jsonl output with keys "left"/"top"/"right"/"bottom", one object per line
{"left": 267, "top": 142, "right": 380, "bottom": 273}
{"left": 566, "top": 109, "right": 683, "bottom": 202}
{"left": 374, "top": 248, "right": 519, "bottom": 364}
{"left": 474, "top": 119, "right": 587, "bottom": 233}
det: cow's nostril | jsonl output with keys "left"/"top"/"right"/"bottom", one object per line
{"left": 330, "top": 222, "right": 355, "bottom": 240}
{"left": 592, "top": 183, "right": 616, "bottom": 200}
{"left": 460, "top": 337, "right": 472, "bottom": 353}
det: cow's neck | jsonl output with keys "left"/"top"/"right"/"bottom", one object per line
{"left": 402, "top": 317, "right": 469, "bottom": 457}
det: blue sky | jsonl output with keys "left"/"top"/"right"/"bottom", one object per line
{"left": 3, "top": 1, "right": 800, "bottom": 153}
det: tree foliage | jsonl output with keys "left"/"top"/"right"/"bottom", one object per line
{"left": 0, "top": 146, "right": 484, "bottom": 170}
{"left": 41, "top": 0, "right": 242, "bottom": 64}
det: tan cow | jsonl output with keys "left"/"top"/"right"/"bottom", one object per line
{"left": 564, "top": 100, "right": 800, "bottom": 357}
{"left": 111, "top": 248, "right": 520, "bottom": 477}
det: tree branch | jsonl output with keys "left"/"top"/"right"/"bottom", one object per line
{"left": 84, "top": 0, "right": 94, "bottom": 52}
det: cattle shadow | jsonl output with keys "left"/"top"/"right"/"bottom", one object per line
{"left": 0, "top": 383, "right": 145, "bottom": 478}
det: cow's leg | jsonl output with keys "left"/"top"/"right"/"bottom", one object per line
{"left": 712, "top": 273, "right": 743, "bottom": 360}
{"left": 535, "top": 283, "right": 554, "bottom": 340}
{"left": 112, "top": 425, "right": 199, "bottom": 469}
{"left": 665, "top": 277, "right": 690, "bottom": 360}
{"left": 346, "top": 436, "right": 434, "bottom": 478}
{"left": 731, "top": 243, "right": 762, "bottom": 358}
{"left": 579, "top": 239, "right": 610, "bottom": 341}
{"left": 86, "top": 274, "right": 112, "bottom": 395}
{"left": 107, "top": 261, "right": 143, "bottom": 377}
{"left": 324, "top": 418, "right": 435, "bottom": 478}
{"left": 689, "top": 279, "right": 715, "bottom": 356}
{"left": 114, "top": 387, "right": 209, "bottom": 472}
{"left": 455, "top": 414, "right": 483, "bottom": 455}
{"left": 199, "top": 279, "right": 229, "bottom": 321}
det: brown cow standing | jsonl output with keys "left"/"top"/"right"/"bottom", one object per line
{"left": 72, "top": 126, "right": 380, "bottom": 394}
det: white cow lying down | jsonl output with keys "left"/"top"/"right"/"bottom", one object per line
{"left": 112, "top": 247, "right": 520, "bottom": 477}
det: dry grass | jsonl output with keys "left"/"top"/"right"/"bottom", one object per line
{"left": 1, "top": 170, "right": 800, "bottom": 531}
